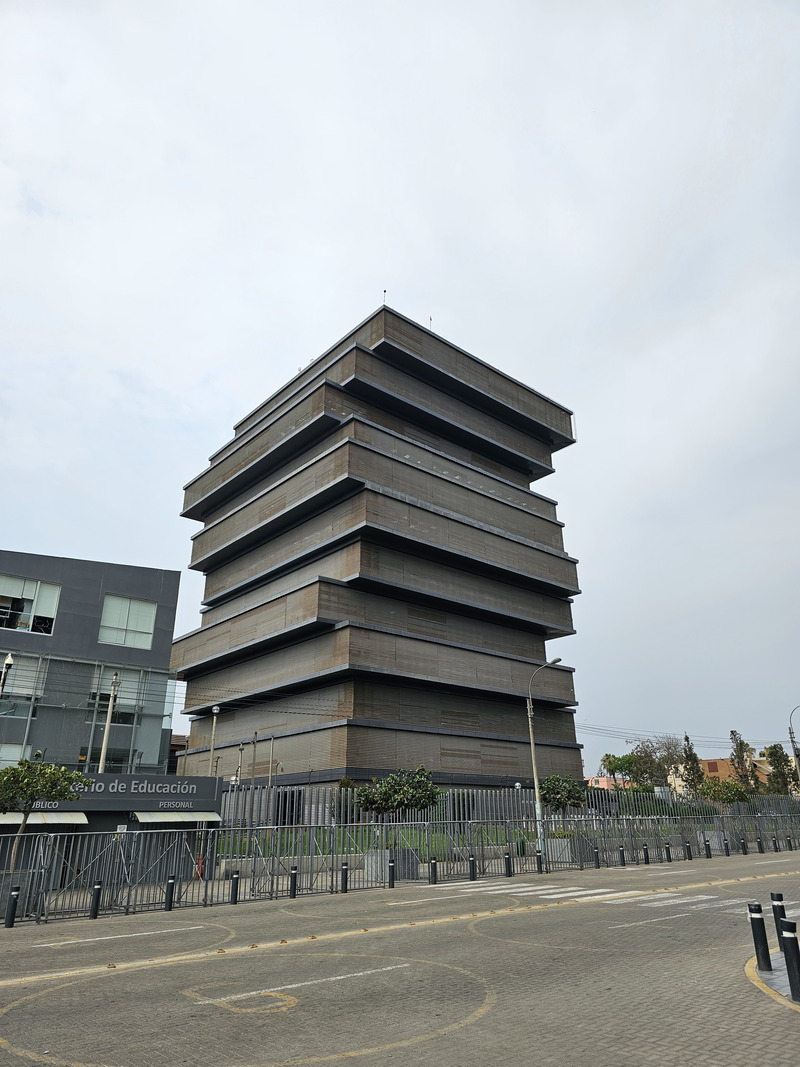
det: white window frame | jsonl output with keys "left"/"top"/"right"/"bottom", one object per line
{"left": 98, "top": 595, "right": 157, "bottom": 650}
{"left": 0, "top": 574, "right": 61, "bottom": 635}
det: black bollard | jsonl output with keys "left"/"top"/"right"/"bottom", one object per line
{"left": 771, "top": 892, "right": 786, "bottom": 950}
{"left": 642, "top": 843, "right": 650, "bottom": 865}
{"left": 780, "top": 918, "right": 800, "bottom": 1002}
{"left": 230, "top": 870, "right": 240, "bottom": 905}
{"left": 665, "top": 842, "right": 672, "bottom": 863}
{"left": 429, "top": 858, "right": 438, "bottom": 885}
{"left": 4, "top": 886, "right": 20, "bottom": 929}
{"left": 757, "top": 837, "right": 765, "bottom": 854}
{"left": 89, "top": 880, "right": 102, "bottom": 920}
{"left": 724, "top": 838, "right": 730, "bottom": 857}
{"left": 388, "top": 859, "right": 395, "bottom": 889}
{"left": 618, "top": 845, "right": 626, "bottom": 867}
{"left": 787, "top": 838, "right": 794, "bottom": 852}
{"left": 741, "top": 839, "right": 748, "bottom": 856}
{"left": 704, "top": 839, "right": 712, "bottom": 860}
{"left": 748, "top": 903, "right": 772, "bottom": 971}
{"left": 289, "top": 864, "right": 298, "bottom": 899}
{"left": 683, "top": 842, "right": 693, "bottom": 862}
{"left": 536, "top": 849, "right": 543, "bottom": 874}
{"left": 504, "top": 852, "right": 513, "bottom": 878}
{"left": 593, "top": 847, "right": 600, "bottom": 869}
{"left": 468, "top": 855, "right": 477, "bottom": 881}
{"left": 772, "top": 837, "right": 780, "bottom": 853}
{"left": 341, "top": 862, "right": 348, "bottom": 895}
{"left": 165, "top": 874, "right": 176, "bottom": 912}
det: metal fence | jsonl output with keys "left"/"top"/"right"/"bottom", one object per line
{"left": 3, "top": 807, "right": 800, "bottom": 925}
{"left": 219, "top": 783, "right": 800, "bottom": 826}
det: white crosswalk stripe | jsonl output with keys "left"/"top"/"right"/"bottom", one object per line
{"left": 452, "top": 883, "right": 555, "bottom": 893}
{"left": 536, "top": 888, "right": 617, "bottom": 899}
{"left": 637, "top": 895, "right": 717, "bottom": 908}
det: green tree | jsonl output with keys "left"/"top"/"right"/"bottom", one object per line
{"left": 598, "top": 753, "right": 622, "bottom": 783}
{"left": 355, "top": 766, "right": 441, "bottom": 817}
{"left": 762, "top": 744, "right": 800, "bottom": 795}
{"left": 538, "top": 774, "right": 584, "bottom": 810}
{"left": 697, "top": 775, "right": 749, "bottom": 804}
{"left": 681, "top": 734, "right": 704, "bottom": 795}
{"left": 729, "top": 730, "right": 761, "bottom": 793}
{"left": 627, "top": 739, "right": 668, "bottom": 787}
{"left": 0, "top": 752, "right": 89, "bottom": 871}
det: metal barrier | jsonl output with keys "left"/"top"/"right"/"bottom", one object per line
{"left": 4, "top": 811, "right": 800, "bottom": 925}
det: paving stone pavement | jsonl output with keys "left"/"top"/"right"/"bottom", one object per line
{"left": 0, "top": 853, "right": 798, "bottom": 1066}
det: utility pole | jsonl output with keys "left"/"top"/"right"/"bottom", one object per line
{"left": 789, "top": 706, "right": 800, "bottom": 784}
{"left": 97, "top": 672, "right": 119, "bottom": 774}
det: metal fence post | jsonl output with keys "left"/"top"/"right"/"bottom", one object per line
{"left": 748, "top": 903, "right": 772, "bottom": 971}
{"left": 780, "top": 918, "right": 800, "bottom": 1002}
{"left": 4, "top": 886, "right": 20, "bottom": 929}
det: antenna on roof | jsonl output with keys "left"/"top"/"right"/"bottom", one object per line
{"left": 429, "top": 316, "right": 433, "bottom": 331}
{"left": 383, "top": 289, "right": 387, "bottom": 305}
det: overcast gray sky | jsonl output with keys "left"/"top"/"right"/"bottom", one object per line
{"left": 2, "top": 1, "right": 799, "bottom": 775}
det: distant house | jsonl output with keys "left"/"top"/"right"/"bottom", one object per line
{"left": 700, "top": 758, "right": 769, "bottom": 788}
{"left": 586, "top": 776, "right": 631, "bottom": 791}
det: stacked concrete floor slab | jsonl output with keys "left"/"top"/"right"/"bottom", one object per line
{"left": 172, "top": 308, "right": 581, "bottom": 787}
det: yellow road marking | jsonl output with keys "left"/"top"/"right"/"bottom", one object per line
{"left": 744, "top": 954, "right": 800, "bottom": 1014}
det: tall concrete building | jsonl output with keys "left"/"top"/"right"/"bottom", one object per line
{"left": 173, "top": 308, "right": 581, "bottom": 787}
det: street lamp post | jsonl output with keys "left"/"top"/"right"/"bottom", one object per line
{"left": 208, "top": 706, "right": 220, "bottom": 776}
{"left": 0, "top": 653, "right": 13, "bottom": 696}
{"left": 97, "top": 672, "right": 119, "bottom": 774}
{"left": 526, "top": 658, "right": 562, "bottom": 843}
{"left": 789, "top": 706, "right": 800, "bottom": 783}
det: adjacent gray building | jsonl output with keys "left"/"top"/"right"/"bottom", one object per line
{"left": 173, "top": 307, "right": 581, "bottom": 787}
{"left": 0, "top": 550, "right": 180, "bottom": 774}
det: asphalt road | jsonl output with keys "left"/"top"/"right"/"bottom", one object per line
{"left": 1, "top": 853, "right": 798, "bottom": 1067}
